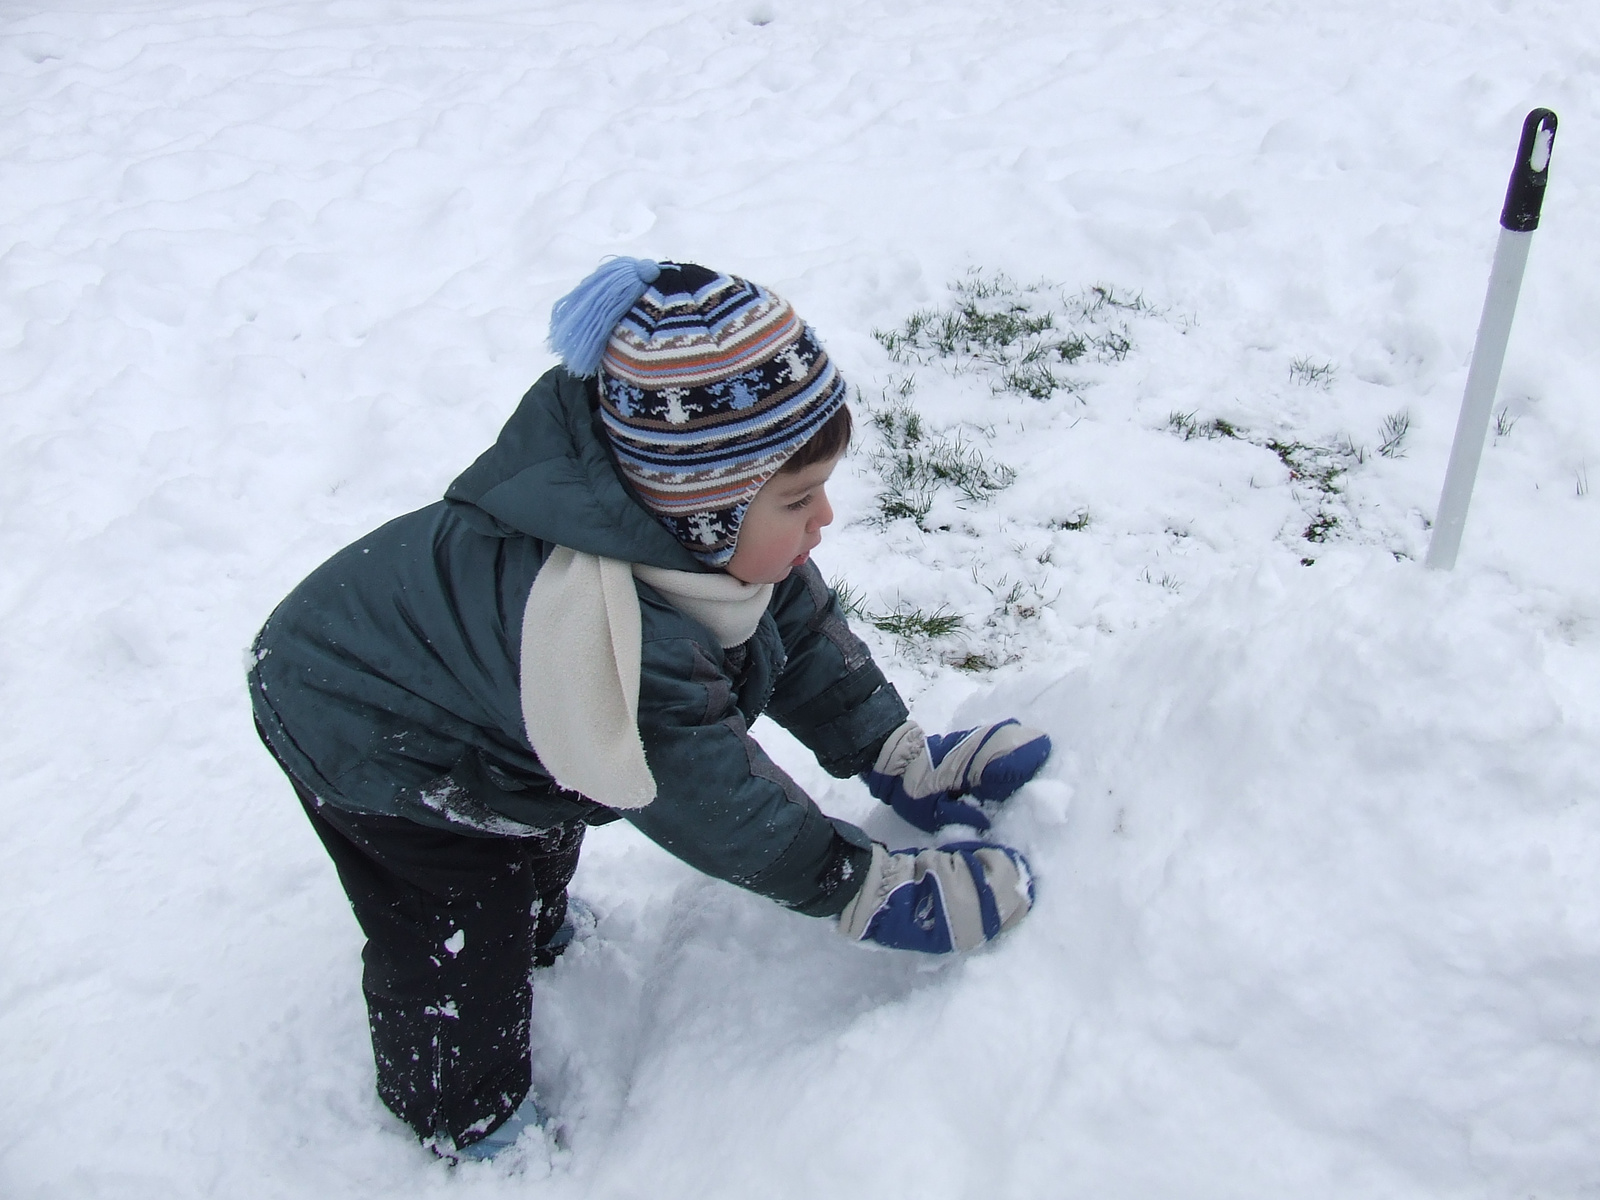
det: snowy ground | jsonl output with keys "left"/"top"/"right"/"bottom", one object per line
{"left": 4, "top": 1, "right": 1599, "bottom": 1196}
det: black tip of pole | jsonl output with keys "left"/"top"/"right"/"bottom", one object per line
{"left": 1500, "top": 108, "right": 1557, "bottom": 232}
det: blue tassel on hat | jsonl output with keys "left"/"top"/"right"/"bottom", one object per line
{"left": 548, "top": 257, "right": 662, "bottom": 377}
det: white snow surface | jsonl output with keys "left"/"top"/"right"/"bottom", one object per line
{"left": 4, "top": 1, "right": 1599, "bottom": 1196}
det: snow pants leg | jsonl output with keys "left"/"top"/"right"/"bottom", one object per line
{"left": 288, "top": 779, "right": 583, "bottom": 1149}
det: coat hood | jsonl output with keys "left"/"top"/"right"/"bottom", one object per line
{"left": 444, "top": 367, "right": 706, "bottom": 572}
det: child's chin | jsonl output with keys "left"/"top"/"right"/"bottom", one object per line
{"left": 729, "top": 552, "right": 808, "bottom": 585}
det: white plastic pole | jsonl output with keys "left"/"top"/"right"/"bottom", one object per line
{"left": 1426, "top": 109, "right": 1557, "bottom": 570}
{"left": 1425, "top": 228, "right": 1532, "bottom": 570}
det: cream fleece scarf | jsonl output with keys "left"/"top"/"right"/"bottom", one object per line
{"left": 518, "top": 547, "right": 774, "bottom": 810}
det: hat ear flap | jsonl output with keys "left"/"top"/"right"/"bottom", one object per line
{"left": 548, "top": 257, "right": 661, "bottom": 377}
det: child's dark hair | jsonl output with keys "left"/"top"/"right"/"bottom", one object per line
{"left": 780, "top": 403, "right": 853, "bottom": 473}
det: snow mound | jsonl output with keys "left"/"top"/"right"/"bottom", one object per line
{"left": 525, "top": 555, "right": 1600, "bottom": 1199}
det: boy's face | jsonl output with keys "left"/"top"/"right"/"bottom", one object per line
{"left": 726, "top": 453, "right": 843, "bottom": 585}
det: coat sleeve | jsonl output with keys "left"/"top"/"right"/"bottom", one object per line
{"left": 624, "top": 626, "right": 875, "bottom": 919}
{"left": 762, "top": 560, "right": 909, "bottom": 778}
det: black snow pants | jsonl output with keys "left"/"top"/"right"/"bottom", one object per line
{"left": 267, "top": 747, "right": 583, "bottom": 1151}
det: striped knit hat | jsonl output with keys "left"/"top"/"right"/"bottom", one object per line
{"left": 547, "top": 258, "right": 848, "bottom": 567}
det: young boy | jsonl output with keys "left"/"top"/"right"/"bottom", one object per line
{"left": 249, "top": 259, "right": 1050, "bottom": 1160}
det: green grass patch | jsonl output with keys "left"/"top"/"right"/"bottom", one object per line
{"left": 830, "top": 577, "right": 966, "bottom": 644}
{"left": 868, "top": 394, "right": 1017, "bottom": 527}
{"left": 949, "top": 651, "right": 998, "bottom": 673}
{"left": 1289, "top": 357, "right": 1337, "bottom": 388}
{"left": 1048, "top": 510, "right": 1092, "bottom": 532}
{"left": 1377, "top": 410, "right": 1410, "bottom": 459}
{"left": 1168, "top": 411, "right": 1242, "bottom": 441}
{"left": 871, "top": 605, "right": 965, "bottom": 639}
{"left": 872, "top": 271, "right": 1149, "bottom": 400}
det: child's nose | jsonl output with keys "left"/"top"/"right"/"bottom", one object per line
{"left": 810, "top": 490, "right": 835, "bottom": 530}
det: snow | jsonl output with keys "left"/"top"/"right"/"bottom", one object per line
{"left": 3, "top": 1, "right": 1598, "bottom": 1196}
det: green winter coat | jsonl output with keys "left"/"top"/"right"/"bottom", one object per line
{"left": 249, "top": 368, "right": 907, "bottom": 917}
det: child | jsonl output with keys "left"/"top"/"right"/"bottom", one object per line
{"left": 249, "top": 258, "right": 1050, "bottom": 1160}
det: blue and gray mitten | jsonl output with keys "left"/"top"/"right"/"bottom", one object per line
{"left": 865, "top": 719, "right": 1052, "bottom": 833}
{"left": 837, "top": 841, "right": 1035, "bottom": 954}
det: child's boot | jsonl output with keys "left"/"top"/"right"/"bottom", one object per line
{"left": 448, "top": 1092, "right": 549, "bottom": 1162}
{"left": 536, "top": 895, "right": 596, "bottom": 964}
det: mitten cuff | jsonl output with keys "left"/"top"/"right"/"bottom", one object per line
{"left": 866, "top": 720, "right": 935, "bottom": 802}
{"left": 836, "top": 843, "right": 902, "bottom": 941}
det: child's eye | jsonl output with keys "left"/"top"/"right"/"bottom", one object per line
{"left": 785, "top": 495, "right": 813, "bottom": 512}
